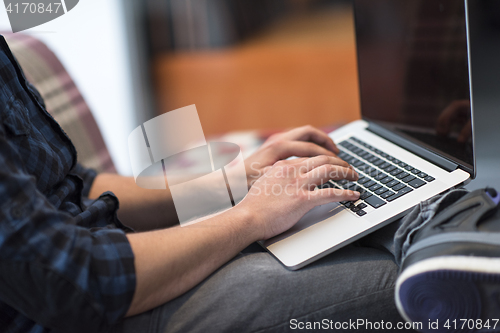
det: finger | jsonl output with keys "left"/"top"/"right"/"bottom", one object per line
{"left": 304, "top": 165, "right": 359, "bottom": 186}
{"left": 308, "top": 188, "right": 361, "bottom": 204}
{"left": 298, "top": 155, "right": 351, "bottom": 172}
{"left": 279, "top": 157, "right": 309, "bottom": 165}
{"left": 272, "top": 141, "right": 337, "bottom": 161}
{"left": 458, "top": 119, "right": 472, "bottom": 143}
{"left": 280, "top": 125, "right": 339, "bottom": 154}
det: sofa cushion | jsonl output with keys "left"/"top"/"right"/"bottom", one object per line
{"left": 2, "top": 33, "right": 116, "bottom": 173}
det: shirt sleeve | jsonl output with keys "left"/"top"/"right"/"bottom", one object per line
{"left": 0, "top": 126, "right": 136, "bottom": 332}
{"left": 70, "top": 163, "right": 98, "bottom": 197}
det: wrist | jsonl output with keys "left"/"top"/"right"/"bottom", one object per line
{"left": 227, "top": 204, "right": 264, "bottom": 243}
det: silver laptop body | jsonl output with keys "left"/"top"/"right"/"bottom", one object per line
{"left": 262, "top": 0, "right": 476, "bottom": 270}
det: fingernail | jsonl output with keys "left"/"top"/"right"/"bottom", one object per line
{"left": 353, "top": 191, "right": 360, "bottom": 198}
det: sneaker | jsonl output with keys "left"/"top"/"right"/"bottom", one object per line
{"left": 395, "top": 188, "right": 500, "bottom": 333}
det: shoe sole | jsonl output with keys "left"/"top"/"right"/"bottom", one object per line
{"left": 395, "top": 256, "right": 500, "bottom": 333}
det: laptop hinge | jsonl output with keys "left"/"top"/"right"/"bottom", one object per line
{"left": 367, "top": 122, "right": 459, "bottom": 172}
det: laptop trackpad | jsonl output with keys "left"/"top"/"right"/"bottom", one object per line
{"left": 263, "top": 202, "right": 345, "bottom": 247}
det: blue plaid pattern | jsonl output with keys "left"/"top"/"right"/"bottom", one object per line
{"left": 0, "top": 36, "right": 136, "bottom": 333}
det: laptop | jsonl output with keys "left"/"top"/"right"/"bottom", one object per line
{"left": 261, "top": 0, "right": 475, "bottom": 270}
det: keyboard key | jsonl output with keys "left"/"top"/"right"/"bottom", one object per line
{"left": 364, "top": 195, "right": 387, "bottom": 208}
{"left": 386, "top": 179, "right": 400, "bottom": 188}
{"left": 357, "top": 161, "right": 367, "bottom": 168}
{"left": 357, "top": 203, "right": 367, "bottom": 209}
{"left": 360, "top": 165, "right": 370, "bottom": 172}
{"left": 380, "top": 162, "right": 391, "bottom": 169}
{"left": 380, "top": 176, "right": 393, "bottom": 184}
{"left": 381, "top": 153, "right": 389, "bottom": 158}
{"left": 368, "top": 169, "right": 379, "bottom": 177}
{"left": 345, "top": 202, "right": 355, "bottom": 208}
{"left": 359, "top": 151, "right": 371, "bottom": 159}
{"left": 363, "top": 180, "right": 376, "bottom": 188}
{"left": 374, "top": 187, "right": 388, "bottom": 195}
{"left": 390, "top": 168, "right": 404, "bottom": 176}
{"left": 404, "top": 165, "right": 414, "bottom": 171}
{"left": 396, "top": 185, "right": 410, "bottom": 192}
{"left": 342, "top": 182, "right": 358, "bottom": 190}
{"left": 373, "top": 159, "right": 386, "bottom": 167}
{"left": 369, "top": 183, "right": 382, "bottom": 191}
{"left": 396, "top": 172, "right": 410, "bottom": 179}
{"left": 424, "top": 176, "right": 435, "bottom": 182}
{"left": 351, "top": 206, "right": 361, "bottom": 212}
{"left": 380, "top": 190, "right": 395, "bottom": 199}
{"left": 386, "top": 156, "right": 395, "bottom": 161}
{"left": 358, "top": 153, "right": 366, "bottom": 162}
{"left": 386, "top": 187, "right": 413, "bottom": 202}
{"left": 408, "top": 178, "right": 426, "bottom": 188}
{"left": 384, "top": 165, "right": 397, "bottom": 173}
{"left": 411, "top": 169, "right": 421, "bottom": 175}
{"left": 398, "top": 162, "right": 407, "bottom": 167}
{"left": 417, "top": 172, "right": 428, "bottom": 178}
{"left": 402, "top": 175, "right": 416, "bottom": 183}
{"left": 392, "top": 183, "right": 407, "bottom": 191}
{"left": 357, "top": 177, "right": 369, "bottom": 184}
{"left": 364, "top": 153, "right": 374, "bottom": 160}
{"left": 368, "top": 156, "right": 380, "bottom": 164}
{"left": 352, "top": 160, "right": 365, "bottom": 168}
{"left": 375, "top": 173, "right": 388, "bottom": 181}
{"left": 356, "top": 166, "right": 369, "bottom": 173}
{"left": 352, "top": 147, "right": 363, "bottom": 154}
{"left": 392, "top": 159, "right": 401, "bottom": 164}
{"left": 357, "top": 152, "right": 369, "bottom": 159}
{"left": 360, "top": 192, "right": 372, "bottom": 200}
{"left": 356, "top": 210, "right": 367, "bottom": 216}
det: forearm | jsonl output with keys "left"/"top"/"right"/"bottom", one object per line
{"left": 89, "top": 174, "right": 179, "bottom": 231}
{"left": 125, "top": 205, "right": 258, "bottom": 316}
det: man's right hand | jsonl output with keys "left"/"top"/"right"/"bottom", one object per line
{"left": 239, "top": 155, "right": 359, "bottom": 241}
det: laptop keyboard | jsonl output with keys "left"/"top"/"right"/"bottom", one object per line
{"left": 319, "top": 137, "right": 435, "bottom": 217}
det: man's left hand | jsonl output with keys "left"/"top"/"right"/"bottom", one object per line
{"left": 244, "top": 125, "right": 341, "bottom": 188}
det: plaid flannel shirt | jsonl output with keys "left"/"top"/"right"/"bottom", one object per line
{"left": 0, "top": 36, "right": 136, "bottom": 333}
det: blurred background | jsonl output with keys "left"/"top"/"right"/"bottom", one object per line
{"left": 146, "top": 0, "right": 360, "bottom": 136}
{"left": 0, "top": 0, "right": 361, "bottom": 175}
{"left": 0, "top": 0, "right": 498, "bottom": 181}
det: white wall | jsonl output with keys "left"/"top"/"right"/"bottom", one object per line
{"left": 0, "top": 0, "right": 135, "bottom": 175}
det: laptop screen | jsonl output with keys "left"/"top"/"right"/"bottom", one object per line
{"left": 354, "top": 0, "right": 474, "bottom": 171}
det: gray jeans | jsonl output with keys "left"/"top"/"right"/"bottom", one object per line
{"left": 111, "top": 229, "right": 403, "bottom": 332}
{"left": 111, "top": 190, "right": 467, "bottom": 333}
